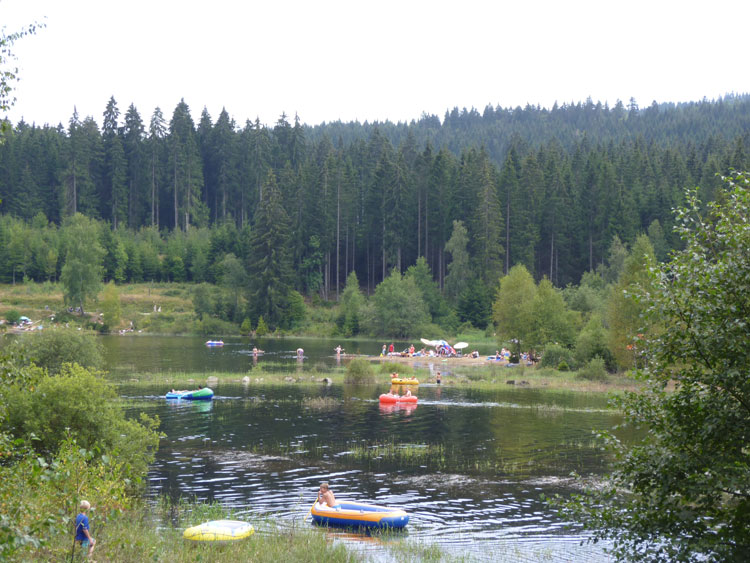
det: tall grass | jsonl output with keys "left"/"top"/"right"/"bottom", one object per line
{"left": 32, "top": 498, "right": 359, "bottom": 562}
{"left": 377, "top": 361, "right": 414, "bottom": 375}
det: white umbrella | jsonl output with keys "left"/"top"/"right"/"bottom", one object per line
{"left": 454, "top": 342, "right": 468, "bottom": 350}
{"left": 420, "top": 338, "right": 437, "bottom": 347}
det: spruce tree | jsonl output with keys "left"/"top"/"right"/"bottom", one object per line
{"left": 102, "top": 97, "right": 127, "bottom": 228}
{"left": 247, "top": 170, "right": 293, "bottom": 329}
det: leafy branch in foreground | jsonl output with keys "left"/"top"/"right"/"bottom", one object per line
{"left": 551, "top": 171, "right": 750, "bottom": 562}
{"left": 1, "top": 17, "right": 44, "bottom": 138}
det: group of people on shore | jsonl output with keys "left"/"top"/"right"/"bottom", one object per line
{"left": 381, "top": 343, "right": 432, "bottom": 357}
{"left": 492, "top": 348, "right": 536, "bottom": 365}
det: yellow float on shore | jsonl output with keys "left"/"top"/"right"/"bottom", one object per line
{"left": 183, "top": 520, "right": 254, "bottom": 542}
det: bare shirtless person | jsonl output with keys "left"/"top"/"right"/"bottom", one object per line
{"left": 317, "top": 482, "right": 337, "bottom": 508}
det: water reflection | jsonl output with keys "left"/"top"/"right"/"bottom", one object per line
{"left": 378, "top": 403, "right": 417, "bottom": 416}
{"left": 120, "top": 382, "right": 628, "bottom": 561}
{"left": 165, "top": 398, "right": 213, "bottom": 414}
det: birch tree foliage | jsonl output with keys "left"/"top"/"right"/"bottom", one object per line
{"left": 557, "top": 171, "right": 750, "bottom": 562}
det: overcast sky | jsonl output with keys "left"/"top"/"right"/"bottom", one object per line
{"left": 2, "top": 0, "right": 748, "bottom": 129}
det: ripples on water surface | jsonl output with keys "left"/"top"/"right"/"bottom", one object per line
{"left": 120, "top": 381, "right": 628, "bottom": 561}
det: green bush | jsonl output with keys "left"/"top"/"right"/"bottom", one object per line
{"left": 13, "top": 327, "right": 103, "bottom": 374}
{"left": 162, "top": 288, "right": 184, "bottom": 297}
{"left": 52, "top": 309, "right": 77, "bottom": 324}
{"left": 540, "top": 342, "right": 574, "bottom": 370}
{"left": 378, "top": 361, "right": 413, "bottom": 375}
{"left": 0, "top": 435, "right": 135, "bottom": 561}
{"left": 576, "top": 356, "right": 608, "bottom": 381}
{"left": 345, "top": 358, "right": 375, "bottom": 384}
{"left": 196, "top": 316, "right": 236, "bottom": 336}
{"left": 282, "top": 290, "right": 307, "bottom": 330}
{"left": 4, "top": 310, "right": 21, "bottom": 324}
{"left": 256, "top": 316, "right": 269, "bottom": 336}
{"left": 574, "top": 314, "right": 616, "bottom": 371}
{"left": 2, "top": 363, "right": 160, "bottom": 481}
{"left": 557, "top": 360, "right": 570, "bottom": 372}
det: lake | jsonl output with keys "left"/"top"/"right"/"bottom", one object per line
{"left": 109, "top": 335, "right": 629, "bottom": 561}
{"left": 102, "top": 334, "right": 444, "bottom": 374}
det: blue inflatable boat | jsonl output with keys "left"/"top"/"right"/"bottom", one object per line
{"left": 311, "top": 501, "right": 409, "bottom": 529}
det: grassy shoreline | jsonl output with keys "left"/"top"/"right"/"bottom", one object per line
{"left": 33, "top": 497, "right": 449, "bottom": 563}
{"left": 112, "top": 363, "right": 641, "bottom": 396}
{"left": 0, "top": 281, "right": 496, "bottom": 345}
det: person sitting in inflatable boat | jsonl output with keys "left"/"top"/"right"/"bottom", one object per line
{"left": 317, "top": 482, "right": 340, "bottom": 510}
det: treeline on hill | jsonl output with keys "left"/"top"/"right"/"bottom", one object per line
{"left": 0, "top": 96, "right": 748, "bottom": 335}
{"left": 308, "top": 94, "right": 750, "bottom": 162}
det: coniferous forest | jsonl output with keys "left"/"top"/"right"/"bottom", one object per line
{"left": 1, "top": 94, "right": 749, "bottom": 333}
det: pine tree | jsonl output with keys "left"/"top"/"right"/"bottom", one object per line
{"left": 247, "top": 170, "right": 293, "bottom": 329}
{"left": 470, "top": 148, "right": 503, "bottom": 284}
{"left": 246, "top": 117, "right": 271, "bottom": 205}
{"left": 211, "top": 109, "right": 239, "bottom": 223}
{"left": 123, "top": 104, "right": 146, "bottom": 228}
{"left": 102, "top": 97, "right": 127, "bottom": 228}
{"left": 148, "top": 107, "right": 167, "bottom": 227}
{"left": 168, "top": 99, "right": 205, "bottom": 230}
{"left": 62, "top": 108, "right": 88, "bottom": 216}
{"left": 444, "top": 220, "right": 470, "bottom": 301}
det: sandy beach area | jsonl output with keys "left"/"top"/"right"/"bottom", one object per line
{"left": 367, "top": 353, "right": 506, "bottom": 368}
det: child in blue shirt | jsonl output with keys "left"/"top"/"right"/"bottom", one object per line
{"left": 75, "top": 500, "right": 96, "bottom": 558}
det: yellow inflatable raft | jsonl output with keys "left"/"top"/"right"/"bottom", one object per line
{"left": 391, "top": 377, "right": 419, "bottom": 385}
{"left": 183, "top": 519, "right": 254, "bottom": 542}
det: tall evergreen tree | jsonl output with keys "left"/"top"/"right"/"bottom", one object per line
{"left": 498, "top": 145, "right": 522, "bottom": 275}
{"left": 168, "top": 99, "right": 205, "bottom": 230}
{"left": 444, "top": 219, "right": 470, "bottom": 301}
{"left": 61, "top": 108, "right": 91, "bottom": 217}
{"left": 123, "top": 104, "right": 146, "bottom": 228}
{"left": 246, "top": 117, "right": 272, "bottom": 205}
{"left": 102, "top": 97, "right": 127, "bottom": 228}
{"left": 470, "top": 148, "right": 504, "bottom": 283}
{"left": 148, "top": 107, "right": 167, "bottom": 227}
{"left": 247, "top": 170, "right": 293, "bottom": 329}
{"left": 210, "top": 109, "right": 238, "bottom": 223}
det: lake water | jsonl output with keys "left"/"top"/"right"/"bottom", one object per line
{"left": 108, "top": 335, "right": 629, "bottom": 561}
{"left": 102, "top": 334, "right": 441, "bottom": 374}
